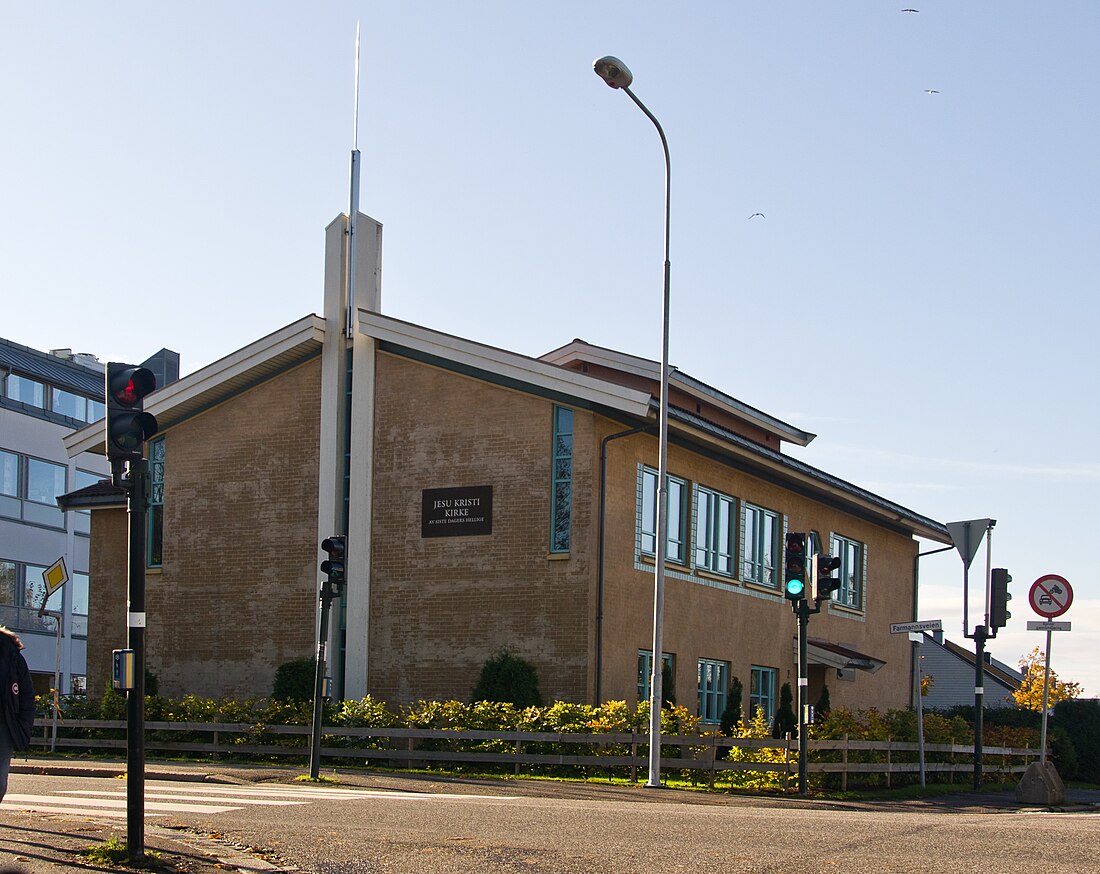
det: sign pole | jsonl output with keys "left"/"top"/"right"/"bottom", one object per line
{"left": 1040, "top": 628, "right": 1053, "bottom": 766}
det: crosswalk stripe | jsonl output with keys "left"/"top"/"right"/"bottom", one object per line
{"left": 63, "top": 790, "right": 308, "bottom": 806}
{"left": 1, "top": 780, "right": 520, "bottom": 820}
{"left": 4, "top": 794, "right": 237, "bottom": 814}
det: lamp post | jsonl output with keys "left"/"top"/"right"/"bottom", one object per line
{"left": 593, "top": 56, "right": 671, "bottom": 789}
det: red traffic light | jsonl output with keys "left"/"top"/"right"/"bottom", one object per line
{"left": 106, "top": 363, "right": 159, "bottom": 463}
{"left": 109, "top": 366, "right": 156, "bottom": 407}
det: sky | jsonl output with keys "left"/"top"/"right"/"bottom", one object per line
{"left": 3, "top": 3, "right": 1097, "bottom": 695}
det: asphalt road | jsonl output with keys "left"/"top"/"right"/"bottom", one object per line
{"left": 4, "top": 770, "right": 1099, "bottom": 873}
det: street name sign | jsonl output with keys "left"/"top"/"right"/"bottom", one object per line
{"left": 1029, "top": 574, "right": 1072, "bottom": 618}
{"left": 1026, "top": 621, "right": 1071, "bottom": 632}
{"left": 890, "top": 619, "right": 942, "bottom": 635}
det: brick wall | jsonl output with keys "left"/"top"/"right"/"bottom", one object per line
{"left": 596, "top": 425, "right": 918, "bottom": 716}
{"left": 368, "top": 351, "right": 594, "bottom": 705}
{"left": 89, "top": 358, "right": 323, "bottom": 700}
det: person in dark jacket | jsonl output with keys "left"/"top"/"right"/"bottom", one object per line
{"left": 0, "top": 625, "right": 36, "bottom": 801}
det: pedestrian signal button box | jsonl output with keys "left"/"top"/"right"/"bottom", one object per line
{"left": 112, "top": 649, "right": 135, "bottom": 691}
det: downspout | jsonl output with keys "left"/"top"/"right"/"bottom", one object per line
{"left": 595, "top": 424, "right": 652, "bottom": 706}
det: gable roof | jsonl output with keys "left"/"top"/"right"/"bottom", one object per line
{"left": 62, "top": 310, "right": 949, "bottom": 543}
{"left": 540, "top": 339, "right": 816, "bottom": 447}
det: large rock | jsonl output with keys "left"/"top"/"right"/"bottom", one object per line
{"left": 1016, "top": 761, "right": 1066, "bottom": 806}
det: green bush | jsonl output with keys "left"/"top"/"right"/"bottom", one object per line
{"left": 1053, "top": 698, "right": 1100, "bottom": 783}
{"left": 273, "top": 657, "right": 317, "bottom": 701}
{"left": 771, "top": 683, "right": 796, "bottom": 738}
{"left": 470, "top": 651, "right": 542, "bottom": 708}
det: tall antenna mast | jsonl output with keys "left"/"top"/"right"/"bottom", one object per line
{"left": 345, "top": 21, "right": 362, "bottom": 338}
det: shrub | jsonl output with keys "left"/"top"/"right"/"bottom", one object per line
{"left": 273, "top": 657, "right": 317, "bottom": 701}
{"left": 719, "top": 677, "right": 743, "bottom": 736}
{"left": 471, "top": 651, "right": 542, "bottom": 708}
{"left": 771, "top": 683, "right": 796, "bottom": 738}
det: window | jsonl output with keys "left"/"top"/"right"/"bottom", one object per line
{"left": 0, "top": 449, "right": 66, "bottom": 528}
{"left": 50, "top": 388, "right": 86, "bottom": 420}
{"left": 695, "top": 487, "right": 735, "bottom": 575}
{"left": 750, "top": 666, "right": 778, "bottom": 724}
{"left": 26, "top": 457, "right": 66, "bottom": 505}
{"left": 148, "top": 436, "right": 165, "bottom": 567}
{"left": 72, "top": 469, "right": 101, "bottom": 535}
{"left": 71, "top": 572, "right": 89, "bottom": 637}
{"left": 741, "top": 503, "right": 779, "bottom": 586}
{"left": 830, "top": 533, "right": 865, "bottom": 609}
{"left": 640, "top": 467, "right": 688, "bottom": 563}
{"left": 637, "top": 650, "right": 674, "bottom": 704}
{"left": 5, "top": 374, "right": 44, "bottom": 408}
{"left": 0, "top": 559, "right": 58, "bottom": 633}
{"left": 87, "top": 398, "right": 105, "bottom": 422}
{"left": 550, "top": 406, "right": 573, "bottom": 553}
{"left": 697, "top": 659, "right": 729, "bottom": 723}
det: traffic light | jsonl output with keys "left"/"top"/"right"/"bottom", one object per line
{"left": 105, "top": 363, "right": 158, "bottom": 464}
{"left": 990, "top": 567, "right": 1012, "bottom": 628}
{"left": 784, "top": 532, "right": 807, "bottom": 601}
{"left": 811, "top": 553, "right": 843, "bottom": 603}
{"left": 320, "top": 535, "right": 346, "bottom": 591}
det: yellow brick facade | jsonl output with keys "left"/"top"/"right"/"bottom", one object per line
{"left": 84, "top": 333, "right": 927, "bottom": 720}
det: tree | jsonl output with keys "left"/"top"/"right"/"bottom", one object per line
{"left": 1013, "top": 646, "right": 1082, "bottom": 711}
{"left": 471, "top": 651, "right": 543, "bottom": 708}
{"left": 771, "top": 682, "right": 796, "bottom": 738}
{"left": 815, "top": 683, "right": 831, "bottom": 720}
{"left": 719, "top": 676, "right": 743, "bottom": 735}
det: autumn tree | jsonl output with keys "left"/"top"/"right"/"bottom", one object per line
{"left": 1013, "top": 646, "right": 1082, "bottom": 711}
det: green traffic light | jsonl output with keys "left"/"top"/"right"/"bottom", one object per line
{"left": 786, "top": 578, "right": 805, "bottom": 598}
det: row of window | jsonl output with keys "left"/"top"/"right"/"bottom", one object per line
{"left": 0, "top": 448, "right": 100, "bottom": 532}
{"left": 638, "top": 467, "right": 867, "bottom": 610}
{"left": 637, "top": 650, "right": 779, "bottom": 724}
{"left": 0, "top": 558, "right": 89, "bottom": 636}
{"left": 3, "top": 372, "right": 105, "bottom": 424}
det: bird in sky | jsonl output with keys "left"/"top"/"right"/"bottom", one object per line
{"left": 924, "top": 89, "right": 940, "bottom": 94}
{"left": 749, "top": 212, "right": 765, "bottom": 219}
{"left": 901, "top": 8, "right": 919, "bottom": 12}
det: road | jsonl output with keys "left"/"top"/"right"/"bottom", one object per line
{"left": 4, "top": 771, "right": 1099, "bottom": 873}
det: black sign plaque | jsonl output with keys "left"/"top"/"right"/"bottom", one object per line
{"left": 421, "top": 486, "right": 493, "bottom": 538}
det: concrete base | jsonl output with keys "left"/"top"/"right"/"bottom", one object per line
{"left": 1016, "top": 761, "right": 1066, "bottom": 806}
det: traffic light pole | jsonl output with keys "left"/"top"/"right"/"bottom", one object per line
{"left": 972, "top": 623, "right": 986, "bottom": 790}
{"left": 125, "top": 459, "right": 149, "bottom": 864}
{"left": 796, "top": 599, "right": 810, "bottom": 796}
{"left": 308, "top": 579, "right": 334, "bottom": 780}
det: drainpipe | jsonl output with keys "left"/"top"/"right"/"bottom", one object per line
{"left": 595, "top": 424, "right": 651, "bottom": 706}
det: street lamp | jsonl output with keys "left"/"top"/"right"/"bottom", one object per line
{"left": 593, "top": 55, "right": 671, "bottom": 789}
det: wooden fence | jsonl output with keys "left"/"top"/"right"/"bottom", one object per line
{"left": 30, "top": 719, "right": 1040, "bottom": 789}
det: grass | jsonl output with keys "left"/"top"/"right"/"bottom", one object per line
{"left": 82, "top": 836, "right": 163, "bottom": 868}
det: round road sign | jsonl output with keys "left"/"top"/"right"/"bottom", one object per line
{"left": 1029, "top": 574, "right": 1073, "bottom": 618}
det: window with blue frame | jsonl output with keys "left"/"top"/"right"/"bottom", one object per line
{"left": 830, "top": 533, "right": 865, "bottom": 609}
{"left": 750, "top": 665, "right": 777, "bottom": 724}
{"left": 695, "top": 486, "right": 736, "bottom": 575}
{"left": 550, "top": 406, "right": 573, "bottom": 553}
{"left": 697, "top": 658, "right": 729, "bottom": 723}
{"left": 147, "top": 436, "right": 165, "bottom": 567}
{"left": 639, "top": 467, "right": 688, "bottom": 563}
{"left": 741, "top": 502, "right": 779, "bottom": 586}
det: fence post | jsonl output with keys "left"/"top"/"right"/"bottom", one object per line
{"left": 842, "top": 733, "right": 849, "bottom": 793}
{"left": 708, "top": 733, "right": 717, "bottom": 790}
{"left": 515, "top": 738, "right": 522, "bottom": 778}
{"left": 630, "top": 731, "right": 638, "bottom": 783}
{"left": 885, "top": 737, "right": 892, "bottom": 789}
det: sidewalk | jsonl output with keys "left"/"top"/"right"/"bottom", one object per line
{"left": 3, "top": 755, "right": 1098, "bottom": 873}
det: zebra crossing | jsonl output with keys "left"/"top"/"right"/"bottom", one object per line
{"left": 2, "top": 779, "right": 511, "bottom": 819}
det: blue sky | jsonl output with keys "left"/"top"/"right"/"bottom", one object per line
{"left": 3, "top": 3, "right": 1096, "bottom": 695}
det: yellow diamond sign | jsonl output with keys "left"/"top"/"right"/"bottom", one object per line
{"left": 42, "top": 557, "right": 69, "bottom": 597}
